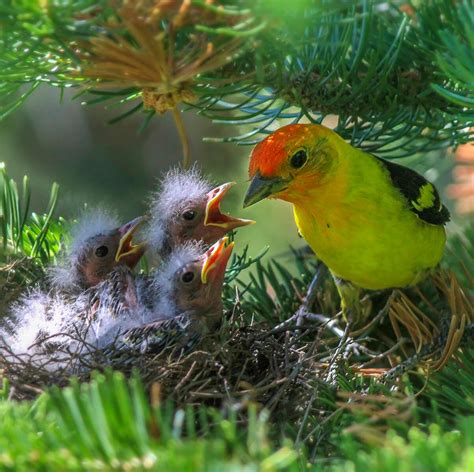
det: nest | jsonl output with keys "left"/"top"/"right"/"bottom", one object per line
{"left": 1, "top": 268, "right": 472, "bottom": 438}
{"left": 1, "top": 321, "right": 326, "bottom": 409}
{"left": 0, "top": 258, "right": 45, "bottom": 315}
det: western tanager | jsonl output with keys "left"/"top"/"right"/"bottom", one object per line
{"left": 243, "top": 124, "right": 450, "bottom": 321}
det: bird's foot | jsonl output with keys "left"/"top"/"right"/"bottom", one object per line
{"left": 341, "top": 297, "right": 372, "bottom": 327}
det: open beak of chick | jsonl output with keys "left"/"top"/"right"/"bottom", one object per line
{"left": 115, "top": 216, "right": 147, "bottom": 268}
{"left": 204, "top": 182, "right": 255, "bottom": 231}
{"left": 200, "top": 236, "right": 234, "bottom": 285}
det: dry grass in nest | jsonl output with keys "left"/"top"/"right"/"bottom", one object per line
{"left": 0, "top": 258, "right": 45, "bottom": 316}
{"left": 1, "top": 323, "right": 328, "bottom": 416}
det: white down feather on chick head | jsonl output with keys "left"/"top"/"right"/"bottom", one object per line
{"left": 145, "top": 166, "right": 212, "bottom": 255}
{"left": 47, "top": 207, "right": 120, "bottom": 291}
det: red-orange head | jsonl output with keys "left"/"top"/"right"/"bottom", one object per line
{"left": 244, "top": 124, "right": 340, "bottom": 207}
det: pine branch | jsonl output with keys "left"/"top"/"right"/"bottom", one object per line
{"left": 0, "top": 163, "right": 62, "bottom": 265}
{"left": 1, "top": 1, "right": 472, "bottom": 160}
{"left": 0, "top": 163, "right": 64, "bottom": 313}
{"left": 0, "top": 163, "right": 63, "bottom": 264}
{"left": 420, "top": 348, "right": 474, "bottom": 421}
{"left": 197, "top": 0, "right": 473, "bottom": 154}
{"left": 427, "top": 1, "right": 474, "bottom": 109}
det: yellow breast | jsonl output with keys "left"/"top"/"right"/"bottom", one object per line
{"left": 292, "top": 155, "right": 446, "bottom": 290}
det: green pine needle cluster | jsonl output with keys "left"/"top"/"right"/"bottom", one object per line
{"left": 0, "top": 163, "right": 62, "bottom": 264}
{"left": 0, "top": 367, "right": 473, "bottom": 471}
{"left": 1, "top": 0, "right": 472, "bottom": 157}
{"left": 0, "top": 164, "right": 64, "bottom": 311}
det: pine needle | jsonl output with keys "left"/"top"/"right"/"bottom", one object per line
{"left": 73, "top": 1, "right": 255, "bottom": 166}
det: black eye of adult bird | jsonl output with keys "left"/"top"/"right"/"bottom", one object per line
{"left": 95, "top": 245, "right": 109, "bottom": 258}
{"left": 181, "top": 271, "right": 195, "bottom": 283}
{"left": 290, "top": 149, "right": 307, "bottom": 169}
{"left": 182, "top": 209, "right": 197, "bottom": 221}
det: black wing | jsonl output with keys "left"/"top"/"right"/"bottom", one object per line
{"left": 375, "top": 156, "right": 450, "bottom": 226}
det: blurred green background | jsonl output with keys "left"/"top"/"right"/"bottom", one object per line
{"left": 0, "top": 87, "right": 462, "bottom": 260}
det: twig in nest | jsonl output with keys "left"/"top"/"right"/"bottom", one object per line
{"left": 265, "top": 264, "right": 331, "bottom": 335}
{"left": 358, "top": 338, "right": 408, "bottom": 369}
{"left": 377, "top": 342, "right": 440, "bottom": 384}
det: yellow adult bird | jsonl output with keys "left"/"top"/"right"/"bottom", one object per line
{"left": 243, "top": 124, "right": 450, "bottom": 321}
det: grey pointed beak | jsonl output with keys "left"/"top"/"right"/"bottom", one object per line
{"left": 243, "top": 172, "right": 290, "bottom": 208}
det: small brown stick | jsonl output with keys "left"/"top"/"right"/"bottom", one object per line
{"left": 174, "top": 361, "right": 197, "bottom": 391}
{"left": 236, "top": 377, "right": 289, "bottom": 395}
{"left": 171, "top": 107, "right": 190, "bottom": 168}
{"left": 267, "top": 343, "right": 316, "bottom": 411}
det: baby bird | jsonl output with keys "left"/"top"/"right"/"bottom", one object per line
{"left": 110, "top": 237, "right": 234, "bottom": 355}
{"left": 50, "top": 208, "right": 147, "bottom": 292}
{"left": 145, "top": 167, "right": 253, "bottom": 257}
{"left": 0, "top": 210, "right": 147, "bottom": 368}
{"left": 76, "top": 263, "right": 145, "bottom": 351}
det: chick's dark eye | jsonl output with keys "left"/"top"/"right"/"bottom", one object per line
{"left": 95, "top": 246, "right": 109, "bottom": 258}
{"left": 181, "top": 271, "right": 195, "bottom": 283}
{"left": 290, "top": 150, "right": 307, "bottom": 169}
{"left": 182, "top": 210, "right": 196, "bottom": 221}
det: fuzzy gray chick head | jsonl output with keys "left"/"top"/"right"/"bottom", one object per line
{"left": 155, "top": 237, "right": 234, "bottom": 320}
{"left": 146, "top": 167, "right": 253, "bottom": 255}
{"left": 50, "top": 209, "right": 146, "bottom": 290}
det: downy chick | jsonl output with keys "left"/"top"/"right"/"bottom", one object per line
{"left": 49, "top": 208, "right": 146, "bottom": 292}
{"left": 110, "top": 237, "right": 234, "bottom": 354}
{"left": 1, "top": 211, "right": 146, "bottom": 366}
{"left": 145, "top": 167, "right": 253, "bottom": 258}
